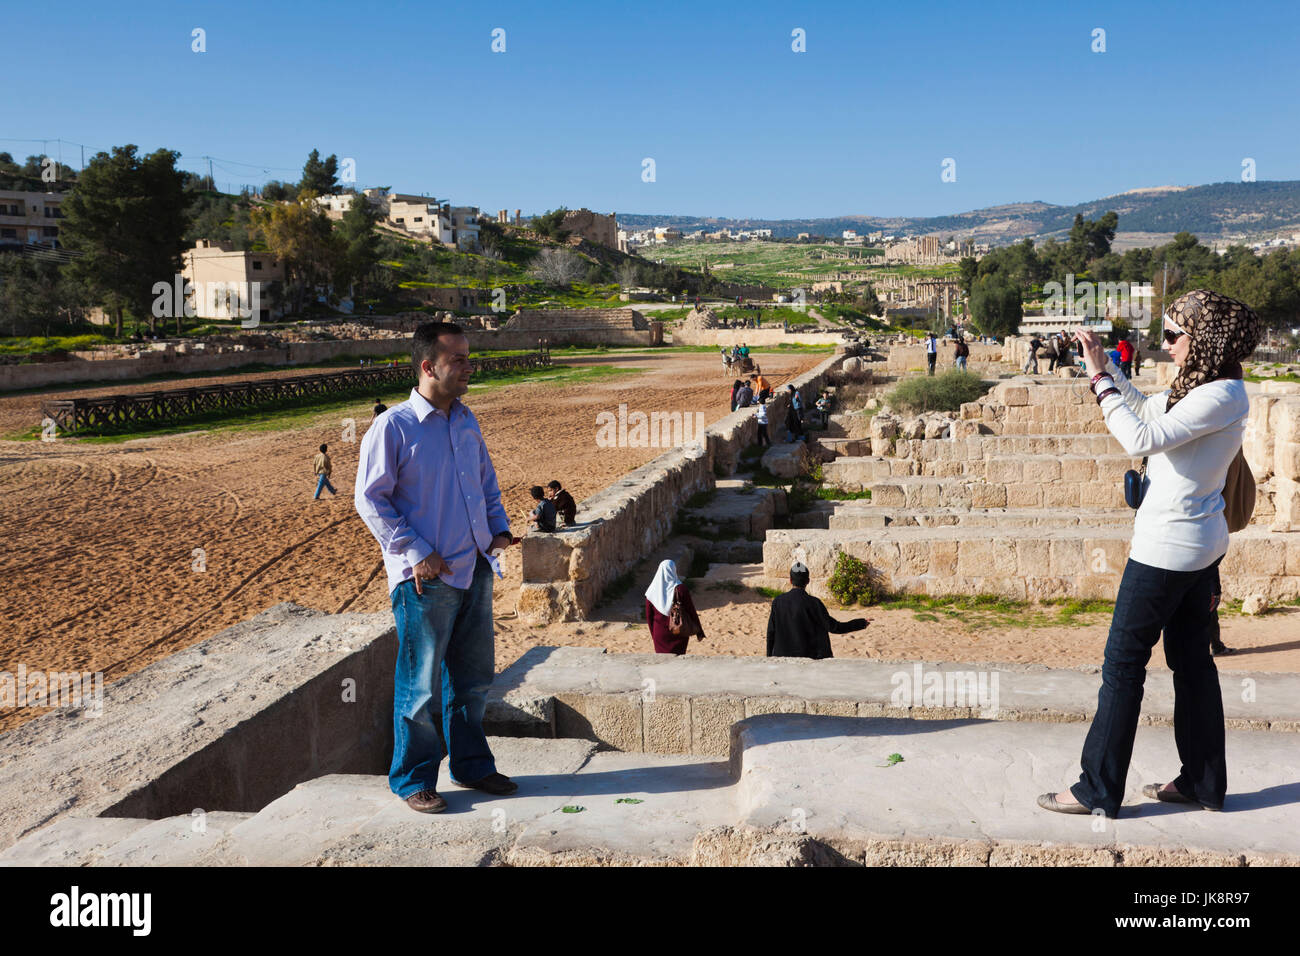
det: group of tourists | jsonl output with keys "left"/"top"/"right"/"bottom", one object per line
{"left": 923, "top": 330, "right": 971, "bottom": 374}
{"left": 343, "top": 287, "right": 1263, "bottom": 821}
{"left": 1024, "top": 330, "right": 1141, "bottom": 376}
{"left": 642, "top": 557, "right": 868, "bottom": 658}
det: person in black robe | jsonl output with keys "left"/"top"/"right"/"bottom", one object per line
{"left": 765, "top": 562, "right": 869, "bottom": 659}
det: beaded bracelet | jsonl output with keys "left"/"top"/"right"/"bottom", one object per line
{"left": 1095, "top": 387, "right": 1120, "bottom": 405}
{"left": 1090, "top": 374, "right": 1114, "bottom": 395}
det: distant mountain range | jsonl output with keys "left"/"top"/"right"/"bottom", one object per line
{"left": 616, "top": 181, "right": 1300, "bottom": 245}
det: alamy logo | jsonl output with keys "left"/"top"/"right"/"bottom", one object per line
{"left": 1042, "top": 274, "right": 1152, "bottom": 323}
{"left": 595, "top": 404, "right": 706, "bottom": 449}
{"left": 0, "top": 665, "right": 103, "bottom": 716}
{"left": 49, "top": 886, "right": 151, "bottom": 936}
{"left": 890, "top": 663, "right": 1000, "bottom": 716}
{"left": 152, "top": 275, "right": 262, "bottom": 328}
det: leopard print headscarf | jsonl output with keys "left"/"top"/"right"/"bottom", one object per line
{"left": 1164, "top": 289, "right": 1262, "bottom": 411}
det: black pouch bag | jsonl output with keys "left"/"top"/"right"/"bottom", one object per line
{"left": 1124, "top": 457, "right": 1148, "bottom": 509}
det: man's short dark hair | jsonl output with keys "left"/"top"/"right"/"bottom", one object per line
{"left": 319, "top": 443, "right": 327, "bottom": 453}
{"left": 412, "top": 321, "right": 465, "bottom": 376}
{"left": 790, "top": 567, "right": 810, "bottom": 588}
{"left": 530, "top": 485, "right": 544, "bottom": 500}
{"left": 546, "top": 480, "right": 562, "bottom": 491}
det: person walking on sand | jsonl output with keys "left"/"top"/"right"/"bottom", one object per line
{"left": 765, "top": 561, "right": 869, "bottom": 659}
{"left": 1038, "top": 291, "right": 1261, "bottom": 819}
{"left": 312, "top": 443, "right": 337, "bottom": 499}
{"left": 644, "top": 559, "right": 706, "bottom": 655}
{"left": 354, "top": 321, "right": 518, "bottom": 814}
{"left": 925, "top": 331, "right": 938, "bottom": 375}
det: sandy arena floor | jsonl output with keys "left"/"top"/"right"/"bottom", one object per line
{"left": 2, "top": 347, "right": 1297, "bottom": 737}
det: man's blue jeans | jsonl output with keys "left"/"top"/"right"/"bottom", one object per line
{"left": 1071, "top": 557, "right": 1226, "bottom": 817}
{"left": 389, "top": 554, "right": 498, "bottom": 798}
{"left": 314, "top": 475, "right": 336, "bottom": 498}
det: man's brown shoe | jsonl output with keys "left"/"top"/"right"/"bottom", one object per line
{"left": 405, "top": 789, "right": 448, "bottom": 813}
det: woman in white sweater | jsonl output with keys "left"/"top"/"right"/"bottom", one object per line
{"left": 1038, "top": 290, "right": 1261, "bottom": 818}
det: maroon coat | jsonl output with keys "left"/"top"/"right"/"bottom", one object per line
{"left": 645, "top": 585, "right": 704, "bottom": 655}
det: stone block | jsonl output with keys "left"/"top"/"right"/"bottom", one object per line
{"left": 1060, "top": 458, "right": 1097, "bottom": 482}
{"left": 986, "top": 459, "right": 1023, "bottom": 483}
{"left": 1041, "top": 483, "right": 1081, "bottom": 508}
{"left": 970, "top": 482, "right": 1008, "bottom": 508}
{"left": 1022, "top": 459, "right": 1061, "bottom": 483}
{"left": 1079, "top": 480, "right": 1123, "bottom": 508}
{"left": 1016, "top": 538, "right": 1050, "bottom": 577}
{"left": 690, "top": 696, "right": 745, "bottom": 755}
{"left": 899, "top": 540, "right": 931, "bottom": 576}
{"left": 1049, "top": 538, "right": 1085, "bottom": 576}
{"left": 643, "top": 695, "right": 692, "bottom": 754}
{"left": 1277, "top": 441, "right": 1300, "bottom": 482}
{"left": 1075, "top": 574, "right": 1122, "bottom": 600}
{"left": 1082, "top": 537, "right": 1129, "bottom": 577}
{"left": 554, "top": 692, "right": 643, "bottom": 751}
{"left": 1000, "top": 385, "right": 1030, "bottom": 406}
{"left": 871, "top": 481, "right": 906, "bottom": 507}
{"left": 929, "top": 540, "right": 959, "bottom": 577}
{"left": 1006, "top": 483, "right": 1043, "bottom": 508}
{"left": 743, "top": 697, "right": 806, "bottom": 717}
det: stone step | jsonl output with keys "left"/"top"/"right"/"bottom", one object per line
{"left": 827, "top": 505, "right": 1137, "bottom": 531}
{"left": 822, "top": 455, "right": 911, "bottom": 491}
{"left": 764, "top": 526, "right": 1300, "bottom": 602}
{"left": 923, "top": 453, "right": 1142, "bottom": 482}
{"left": 11, "top": 651, "right": 1298, "bottom": 865}
{"left": 679, "top": 483, "right": 783, "bottom": 540}
{"left": 895, "top": 433, "right": 1128, "bottom": 462}
{"left": 867, "top": 473, "right": 1128, "bottom": 510}
{"left": 486, "top": 647, "right": 1300, "bottom": 747}
{"left": 813, "top": 436, "right": 872, "bottom": 457}
{"left": 728, "top": 714, "right": 1300, "bottom": 865}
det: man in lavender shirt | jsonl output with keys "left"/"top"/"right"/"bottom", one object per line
{"left": 355, "top": 322, "right": 516, "bottom": 813}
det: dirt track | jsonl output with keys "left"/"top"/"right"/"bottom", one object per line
{"left": 0, "top": 350, "right": 825, "bottom": 734}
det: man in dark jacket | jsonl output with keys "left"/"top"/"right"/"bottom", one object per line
{"left": 765, "top": 562, "right": 869, "bottom": 659}
{"left": 546, "top": 480, "right": 577, "bottom": 526}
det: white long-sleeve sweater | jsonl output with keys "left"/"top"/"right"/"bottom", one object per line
{"left": 1097, "top": 359, "right": 1249, "bottom": 572}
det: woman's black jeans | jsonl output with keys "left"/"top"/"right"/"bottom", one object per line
{"left": 1070, "top": 556, "right": 1226, "bottom": 817}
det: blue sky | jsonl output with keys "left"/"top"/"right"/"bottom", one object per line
{"left": 7, "top": 0, "right": 1300, "bottom": 219}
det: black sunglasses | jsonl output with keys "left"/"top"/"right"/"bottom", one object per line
{"left": 1162, "top": 328, "right": 1187, "bottom": 346}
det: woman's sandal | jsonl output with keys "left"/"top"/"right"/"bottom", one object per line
{"left": 1142, "top": 782, "right": 1221, "bottom": 811}
{"left": 1037, "top": 791, "right": 1092, "bottom": 814}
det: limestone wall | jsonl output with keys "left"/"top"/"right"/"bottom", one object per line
{"left": 885, "top": 343, "right": 1003, "bottom": 371}
{"left": 516, "top": 351, "right": 846, "bottom": 624}
{"left": 669, "top": 327, "right": 849, "bottom": 348}
{"left": 1244, "top": 383, "right": 1300, "bottom": 530}
{"left": 0, "top": 604, "right": 395, "bottom": 851}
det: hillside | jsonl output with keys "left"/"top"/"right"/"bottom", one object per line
{"left": 619, "top": 180, "right": 1300, "bottom": 245}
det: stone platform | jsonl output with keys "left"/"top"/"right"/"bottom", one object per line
{"left": 7, "top": 715, "right": 1297, "bottom": 867}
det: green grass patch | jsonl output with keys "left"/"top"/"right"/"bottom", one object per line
{"left": 753, "top": 585, "right": 784, "bottom": 599}
{"left": 816, "top": 487, "right": 871, "bottom": 500}
{"left": 886, "top": 369, "right": 991, "bottom": 414}
{"left": 876, "top": 592, "right": 1113, "bottom": 628}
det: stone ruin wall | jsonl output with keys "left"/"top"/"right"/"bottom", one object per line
{"left": 763, "top": 352, "right": 1300, "bottom": 605}
{"left": 515, "top": 351, "right": 846, "bottom": 624}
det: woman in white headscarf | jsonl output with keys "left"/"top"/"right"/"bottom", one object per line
{"left": 644, "top": 559, "right": 706, "bottom": 655}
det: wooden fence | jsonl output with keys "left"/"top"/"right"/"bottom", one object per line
{"left": 41, "top": 345, "right": 551, "bottom": 434}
